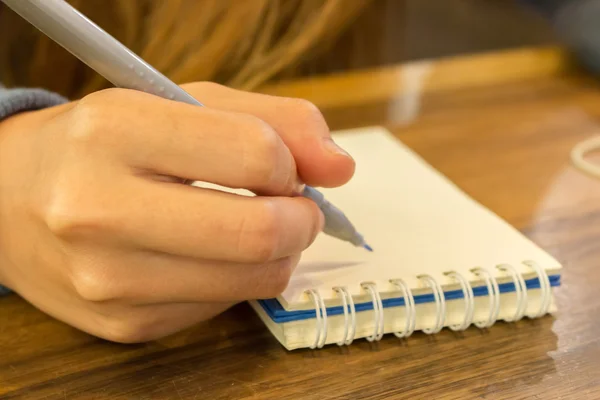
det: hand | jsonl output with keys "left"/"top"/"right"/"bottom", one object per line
{"left": 0, "top": 82, "right": 355, "bottom": 343}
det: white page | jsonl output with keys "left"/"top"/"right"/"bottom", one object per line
{"left": 279, "top": 127, "right": 562, "bottom": 310}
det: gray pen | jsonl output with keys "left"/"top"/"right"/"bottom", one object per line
{"left": 2, "top": 0, "right": 372, "bottom": 251}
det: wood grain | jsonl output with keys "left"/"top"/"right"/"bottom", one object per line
{"left": 2, "top": 47, "right": 600, "bottom": 399}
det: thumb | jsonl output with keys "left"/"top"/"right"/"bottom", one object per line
{"left": 181, "top": 82, "right": 356, "bottom": 188}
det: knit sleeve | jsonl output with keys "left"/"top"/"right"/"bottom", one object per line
{"left": 0, "top": 86, "right": 68, "bottom": 120}
{"left": 0, "top": 85, "right": 69, "bottom": 295}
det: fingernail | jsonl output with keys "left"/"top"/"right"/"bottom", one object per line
{"left": 323, "top": 137, "right": 351, "bottom": 158}
{"left": 294, "top": 181, "right": 306, "bottom": 195}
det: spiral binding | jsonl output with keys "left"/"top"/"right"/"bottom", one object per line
{"left": 418, "top": 274, "right": 447, "bottom": 334}
{"left": 362, "top": 282, "right": 385, "bottom": 342}
{"left": 304, "top": 289, "right": 328, "bottom": 349}
{"left": 471, "top": 267, "right": 501, "bottom": 328}
{"left": 523, "top": 260, "right": 552, "bottom": 318}
{"left": 389, "top": 278, "right": 416, "bottom": 338}
{"left": 444, "top": 271, "right": 475, "bottom": 331}
{"left": 304, "top": 260, "right": 553, "bottom": 348}
{"left": 332, "top": 286, "right": 356, "bottom": 346}
{"left": 496, "top": 263, "right": 528, "bottom": 322}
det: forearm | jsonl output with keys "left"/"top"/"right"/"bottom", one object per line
{"left": 0, "top": 84, "right": 67, "bottom": 295}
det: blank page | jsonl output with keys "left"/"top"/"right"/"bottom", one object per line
{"left": 279, "top": 127, "right": 562, "bottom": 310}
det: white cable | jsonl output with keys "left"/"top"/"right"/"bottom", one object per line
{"left": 570, "top": 135, "right": 600, "bottom": 179}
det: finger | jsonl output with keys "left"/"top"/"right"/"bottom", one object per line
{"left": 180, "top": 82, "right": 356, "bottom": 188}
{"left": 91, "top": 301, "right": 235, "bottom": 343}
{"left": 119, "top": 302, "right": 235, "bottom": 343}
{"left": 103, "top": 176, "right": 323, "bottom": 263}
{"left": 73, "top": 250, "right": 302, "bottom": 304}
{"left": 78, "top": 88, "right": 300, "bottom": 196}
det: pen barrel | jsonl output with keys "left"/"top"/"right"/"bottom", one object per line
{"left": 2, "top": 0, "right": 201, "bottom": 106}
{"left": 302, "top": 186, "right": 364, "bottom": 246}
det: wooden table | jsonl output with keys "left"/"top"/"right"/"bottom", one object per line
{"left": 2, "top": 46, "right": 600, "bottom": 399}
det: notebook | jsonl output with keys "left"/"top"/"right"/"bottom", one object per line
{"left": 248, "top": 126, "right": 562, "bottom": 350}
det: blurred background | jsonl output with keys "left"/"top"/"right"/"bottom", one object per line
{"left": 1, "top": 0, "right": 591, "bottom": 100}
{"left": 285, "top": 0, "right": 557, "bottom": 77}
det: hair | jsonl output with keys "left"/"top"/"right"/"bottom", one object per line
{"left": 0, "top": 0, "right": 371, "bottom": 99}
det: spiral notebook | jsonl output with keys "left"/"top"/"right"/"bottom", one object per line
{"left": 248, "top": 126, "right": 562, "bottom": 350}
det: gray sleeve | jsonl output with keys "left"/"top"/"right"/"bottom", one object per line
{"left": 0, "top": 85, "right": 68, "bottom": 120}
{"left": 0, "top": 85, "right": 68, "bottom": 295}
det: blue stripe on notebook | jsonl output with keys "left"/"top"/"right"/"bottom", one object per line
{"left": 257, "top": 274, "right": 561, "bottom": 324}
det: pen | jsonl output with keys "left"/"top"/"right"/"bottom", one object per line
{"left": 2, "top": 0, "right": 372, "bottom": 251}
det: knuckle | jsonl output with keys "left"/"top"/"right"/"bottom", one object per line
{"left": 44, "top": 187, "right": 102, "bottom": 239}
{"left": 66, "top": 89, "right": 120, "bottom": 145}
{"left": 44, "top": 199, "right": 84, "bottom": 238}
{"left": 252, "top": 205, "right": 281, "bottom": 261}
{"left": 256, "top": 258, "right": 294, "bottom": 298}
{"left": 287, "top": 98, "right": 326, "bottom": 128}
{"left": 242, "top": 117, "right": 281, "bottom": 185}
{"left": 70, "top": 267, "right": 119, "bottom": 302}
{"left": 186, "top": 81, "right": 223, "bottom": 93}
{"left": 67, "top": 99, "right": 104, "bottom": 145}
{"left": 100, "top": 317, "right": 152, "bottom": 344}
{"left": 237, "top": 202, "right": 281, "bottom": 262}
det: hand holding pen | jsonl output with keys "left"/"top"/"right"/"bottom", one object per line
{"left": 1, "top": 0, "right": 371, "bottom": 251}
{"left": 0, "top": 80, "right": 356, "bottom": 342}
{"left": 0, "top": 0, "right": 367, "bottom": 343}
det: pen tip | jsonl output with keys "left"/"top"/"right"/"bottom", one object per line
{"left": 363, "top": 243, "right": 373, "bottom": 252}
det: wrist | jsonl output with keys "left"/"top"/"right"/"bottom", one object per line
{"left": 0, "top": 87, "right": 68, "bottom": 296}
